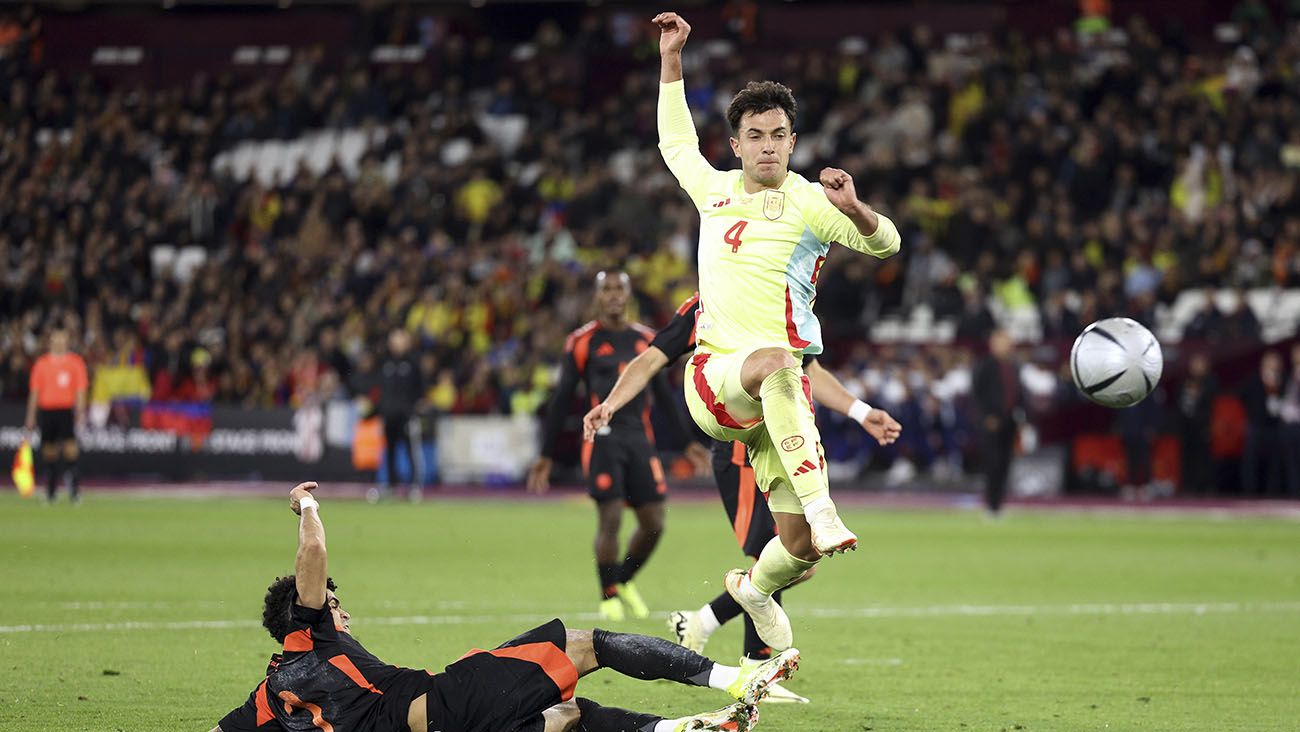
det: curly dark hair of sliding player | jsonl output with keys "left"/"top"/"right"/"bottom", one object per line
{"left": 262, "top": 575, "right": 337, "bottom": 643}
{"left": 725, "top": 80, "right": 798, "bottom": 134}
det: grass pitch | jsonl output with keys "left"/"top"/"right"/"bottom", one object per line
{"left": 1, "top": 492, "right": 1298, "bottom": 731}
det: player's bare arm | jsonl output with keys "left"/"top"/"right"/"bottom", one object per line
{"left": 23, "top": 386, "right": 37, "bottom": 432}
{"left": 583, "top": 346, "right": 670, "bottom": 440}
{"left": 653, "top": 12, "right": 690, "bottom": 82}
{"left": 290, "top": 481, "right": 327, "bottom": 609}
{"left": 805, "top": 360, "right": 902, "bottom": 446}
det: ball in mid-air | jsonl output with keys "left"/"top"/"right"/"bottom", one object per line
{"left": 1069, "top": 317, "right": 1163, "bottom": 408}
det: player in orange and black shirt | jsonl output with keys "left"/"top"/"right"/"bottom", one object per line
{"left": 210, "top": 481, "right": 802, "bottom": 732}
{"left": 24, "top": 327, "right": 89, "bottom": 503}
{"left": 527, "top": 271, "right": 710, "bottom": 622}
{"left": 584, "top": 293, "right": 900, "bottom": 689}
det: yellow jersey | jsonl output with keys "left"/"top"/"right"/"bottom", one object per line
{"left": 657, "top": 80, "right": 900, "bottom": 356}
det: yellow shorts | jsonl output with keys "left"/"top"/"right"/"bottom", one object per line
{"left": 683, "top": 347, "right": 808, "bottom": 515}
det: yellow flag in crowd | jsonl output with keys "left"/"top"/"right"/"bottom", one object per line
{"left": 12, "top": 439, "right": 34, "bottom": 498}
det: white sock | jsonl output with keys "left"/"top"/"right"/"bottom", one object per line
{"left": 654, "top": 721, "right": 678, "bottom": 732}
{"left": 696, "top": 604, "right": 722, "bottom": 635}
{"left": 707, "top": 663, "right": 741, "bottom": 691}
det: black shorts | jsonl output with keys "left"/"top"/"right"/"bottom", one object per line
{"left": 584, "top": 432, "right": 666, "bottom": 507}
{"left": 711, "top": 440, "right": 777, "bottom": 559}
{"left": 38, "top": 409, "right": 76, "bottom": 445}
{"left": 427, "top": 619, "right": 577, "bottom": 732}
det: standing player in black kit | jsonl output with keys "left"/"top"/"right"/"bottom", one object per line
{"left": 528, "top": 271, "right": 710, "bottom": 622}
{"left": 585, "top": 292, "right": 900, "bottom": 701}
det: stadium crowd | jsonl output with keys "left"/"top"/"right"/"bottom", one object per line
{"left": 2, "top": 3, "right": 1299, "bottom": 492}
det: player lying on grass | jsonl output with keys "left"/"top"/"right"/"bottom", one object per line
{"left": 654, "top": 11, "right": 901, "bottom": 651}
{"left": 585, "top": 293, "right": 900, "bottom": 703}
{"left": 210, "top": 482, "right": 798, "bottom": 732}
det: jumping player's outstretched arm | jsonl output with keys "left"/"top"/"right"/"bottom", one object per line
{"left": 804, "top": 360, "right": 902, "bottom": 446}
{"left": 289, "top": 481, "right": 327, "bottom": 610}
{"left": 655, "top": 12, "right": 724, "bottom": 207}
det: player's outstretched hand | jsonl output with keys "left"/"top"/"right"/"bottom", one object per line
{"left": 526, "top": 457, "right": 552, "bottom": 495}
{"left": 653, "top": 12, "right": 691, "bottom": 55}
{"left": 684, "top": 442, "right": 712, "bottom": 476}
{"left": 289, "top": 481, "right": 319, "bottom": 515}
{"left": 583, "top": 402, "right": 614, "bottom": 441}
{"left": 861, "top": 408, "right": 902, "bottom": 446}
{"left": 819, "top": 167, "right": 860, "bottom": 212}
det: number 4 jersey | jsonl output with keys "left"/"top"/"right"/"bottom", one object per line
{"left": 657, "top": 79, "right": 901, "bottom": 357}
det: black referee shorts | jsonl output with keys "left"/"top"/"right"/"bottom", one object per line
{"left": 38, "top": 409, "right": 76, "bottom": 445}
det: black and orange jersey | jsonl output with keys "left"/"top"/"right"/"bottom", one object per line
{"left": 218, "top": 603, "right": 430, "bottom": 732}
{"left": 540, "top": 320, "right": 686, "bottom": 458}
{"left": 647, "top": 293, "right": 700, "bottom": 363}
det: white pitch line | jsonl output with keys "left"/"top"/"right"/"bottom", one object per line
{"left": 3, "top": 601, "right": 1299, "bottom": 635}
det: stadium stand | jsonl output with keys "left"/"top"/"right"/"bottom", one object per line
{"left": 2, "top": 2, "right": 1298, "bottom": 493}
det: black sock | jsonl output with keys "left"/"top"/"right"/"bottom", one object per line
{"left": 592, "top": 629, "right": 714, "bottom": 687}
{"left": 45, "top": 458, "right": 61, "bottom": 501}
{"left": 743, "top": 590, "right": 782, "bottom": 660}
{"left": 66, "top": 457, "right": 80, "bottom": 499}
{"left": 575, "top": 697, "right": 662, "bottom": 732}
{"left": 618, "top": 553, "right": 649, "bottom": 584}
{"left": 709, "top": 591, "right": 744, "bottom": 625}
{"left": 598, "top": 564, "right": 621, "bottom": 600}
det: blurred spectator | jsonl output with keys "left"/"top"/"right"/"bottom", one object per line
{"left": 1239, "top": 351, "right": 1284, "bottom": 496}
{"left": 1281, "top": 344, "right": 1300, "bottom": 496}
{"left": 971, "top": 329, "right": 1023, "bottom": 517}
{"left": 1116, "top": 389, "right": 1160, "bottom": 499}
{"left": 954, "top": 286, "right": 997, "bottom": 345}
{"left": 372, "top": 329, "right": 424, "bottom": 502}
{"left": 1175, "top": 353, "right": 1217, "bottom": 496}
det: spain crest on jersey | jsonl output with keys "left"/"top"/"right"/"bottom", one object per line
{"left": 763, "top": 190, "right": 785, "bottom": 220}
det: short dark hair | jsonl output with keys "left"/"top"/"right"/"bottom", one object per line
{"left": 262, "top": 575, "right": 337, "bottom": 643}
{"left": 726, "top": 81, "right": 798, "bottom": 134}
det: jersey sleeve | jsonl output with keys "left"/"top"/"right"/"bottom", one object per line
{"left": 29, "top": 358, "right": 43, "bottom": 394}
{"left": 73, "top": 356, "right": 89, "bottom": 392}
{"left": 649, "top": 300, "right": 698, "bottom": 362}
{"left": 290, "top": 602, "right": 340, "bottom": 642}
{"left": 539, "top": 349, "right": 583, "bottom": 459}
{"left": 658, "top": 80, "right": 723, "bottom": 208}
{"left": 805, "top": 187, "right": 901, "bottom": 259}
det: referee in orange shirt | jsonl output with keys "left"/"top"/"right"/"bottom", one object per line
{"left": 24, "top": 327, "right": 89, "bottom": 503}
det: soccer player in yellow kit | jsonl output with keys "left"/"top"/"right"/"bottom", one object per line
{"left": 654, "top": 11, "right": 902, "bottom": 651}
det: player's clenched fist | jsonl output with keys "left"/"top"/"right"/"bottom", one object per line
{"left": 582, "top": 402, "right": 614, "bottom": 441}
{"left": 819, "top": 167, "right": 859, "bottom": 212}
{"left": 653, "top": 12, "right": 691, "bottom": 55}
{"left": 289, "top": 481, "right": 318, "bottom": 515}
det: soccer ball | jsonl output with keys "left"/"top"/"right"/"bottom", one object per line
{"left": 1069, "top": 317, "right": 1163, "bottom": 408}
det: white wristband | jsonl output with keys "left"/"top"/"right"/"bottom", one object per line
{"left": 298, "top": 496, "right": 319, "bottom": 513}
{"left": 848, "top": 399, "right": 873, "bottom": 424}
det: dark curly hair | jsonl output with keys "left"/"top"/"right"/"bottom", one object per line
{"left": 726, "top": 81, "right": 798, "bottom": 134}
{"left": 262, "top": 575, "right": 337, "bottom": 643}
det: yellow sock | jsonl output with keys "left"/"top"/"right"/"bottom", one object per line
{"left": 750, "top": 536, "right": 819, "bottom": 595}
{"left": 759, "top": 367, "right": 830, "bottom": 507}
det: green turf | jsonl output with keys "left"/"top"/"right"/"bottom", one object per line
{"left": 1, "top": 493, "right": 1298, "bottom": 731}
